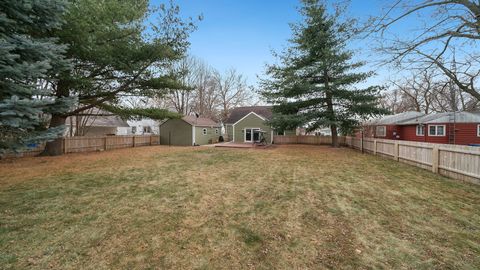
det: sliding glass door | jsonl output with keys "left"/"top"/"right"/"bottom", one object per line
{"left": 244, "top": 128, "right": 260, "bottom": 142}
{"left": 245, "top": 128, "right": 252, "bottom": 142}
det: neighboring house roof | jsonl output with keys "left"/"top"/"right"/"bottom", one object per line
{"left": 158, "top": 115, "right": 220, "bottom": 127}
{"left": 398, "top": 111, "right": 480, "bottom": 125}
{"left": 66, "top": 109, "right": 129, "bottom": 127}
{"left": 127, "top": 118, "right": 159, "bottom": 126}
{"left": 225, "top": 106, "right": 273, "bottom": 124}
{"left": 182, "top": 115, "right": 220, "bottom": 127}
{"left": 366, "top": 111, "right": 425, "bottom": 125}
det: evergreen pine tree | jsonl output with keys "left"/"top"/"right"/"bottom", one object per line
{"left": 0, "top": 0, "right": 74, "bottom": 155}
{"left": 42, "top": 0, "right": 195, "bottom": 155}
{"left": 260, "top": 0, "right": 387, "bottom": 147}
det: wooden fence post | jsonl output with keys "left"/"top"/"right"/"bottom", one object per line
{"left": 104, "top": 137, "right": 108, "bottom": 151}
{"left": 133, "top": 136, "right": 136, "bottom": 147}
{"left": 150, "top": 135, "right": 153, "bottom": 146}
{"left": 373, "top": 140, "right": 377, "bottom": 155}
{"left": 360, "top": 137, "right": 364, "bottom": 153}
{"left": 432, "top": 146, "right": 439, "bottom": 173}
{"left": 394, "top": 142, "right": 399, "bottom": 161}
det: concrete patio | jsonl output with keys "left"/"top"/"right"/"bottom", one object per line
{"left": 213, "top": 142, "right": 255, "bottom": 148}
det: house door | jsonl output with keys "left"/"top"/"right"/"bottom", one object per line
{"left": 253, "top": 129, "right": 260, "bottom": 142}
{"left": 245, "top": 128, "right": 260, "bottom": 142}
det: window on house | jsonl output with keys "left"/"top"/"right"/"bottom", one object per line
{"left": 375, "top": 126, "right": 386, "bottom": 137}
{"left": 131, "top": 126, "right": 137, "bottom": 134}
{"left": 143, "top": 126, "right": 151, "bottom": 133}
{"left": 428, "top": 125, "right": 445, "bottom": 136}
{"left": 202, "top": 128, "right": 207, "bottom": 135}
{"left": 416, "top": 125, "right": 425, "bottom": 136}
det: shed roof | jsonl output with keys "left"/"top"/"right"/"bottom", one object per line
{"left": 367, "top": 111, "right": 425, "bottom": 125}
{"left": 225, "top": 106, "right": 273, "bottom": 124}
{"left": 181, "top": 115, "right": 220, "bottom": 127}
{"left": 398, "top": 111, "right": 480, "bottom": 125}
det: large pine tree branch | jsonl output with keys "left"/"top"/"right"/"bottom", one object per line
{"left": 67, "top": 64, "right": 152, "bottom": 116}
{"left": 98, "top": 104, "right": 180, "bottom": 120}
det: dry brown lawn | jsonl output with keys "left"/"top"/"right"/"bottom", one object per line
{"left": 0, "top": 145, "right": 479, "bottom": 269}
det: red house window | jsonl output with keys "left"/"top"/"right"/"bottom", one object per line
{"left": 416, "top": 125, "right": 425, "bottom": 136}
{"left": 376, "top": 126, "right": 386, "bottom": 137}
{"left": 428, "top": 125, "right": 445, "bottom": 136}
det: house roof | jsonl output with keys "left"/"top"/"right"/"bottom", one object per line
{"left": 398, "top": 111, "right": 480, "bottom": 125}
{"left": 225, "top": 106, "right": 273, "bottom": 124}
{"left": 366, "top": 111, "right": 425, "bottom": 125}
{"left": 181, "top": 115, "right": 220, "bottom": 127}
{"left": 66, "top": 109, "right": 130, "bottom": 128}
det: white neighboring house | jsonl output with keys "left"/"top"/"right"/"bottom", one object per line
{"left": 127, "top": 118, "right": 159, "bottom": 135}
{"left": 65, "top": 111, "right": 131, "bottom": 137}
{"left": 296, "top": 127, "right": 332, "bottom": 136}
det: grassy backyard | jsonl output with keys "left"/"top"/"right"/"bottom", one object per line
{"left": 0, "top": 145, "right": 479, "bottom": 269}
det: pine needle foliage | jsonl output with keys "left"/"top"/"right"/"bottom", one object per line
{"left": 260, "top": 0, "right": 387, "bottom": 146}
{"left": 0, "top": 0, "right": 74, "bottom": 154}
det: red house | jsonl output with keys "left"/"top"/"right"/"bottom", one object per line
{"left": 396, "top": 112, "right": 480, "bottom": 145}
{"left": 362, "top": 111, "right": 425, "bottom": 139}
{"left": 363, "top": 111, "right": 480, "bottom": 145}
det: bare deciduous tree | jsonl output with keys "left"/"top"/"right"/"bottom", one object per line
{"left": 379, "top": 88, "right": 403, "bottom": 114}
{"left": 382, "top": 68, "right": 479, "bottom": 114}
{"left": 214, "top": 68, "right": 253, "bottom": 123}
{"left": 192, "top": 62, "right": 218, "bottom": 119}
{"left": 370, "top": 0, "right": 480, "bottom": 101}
{"left": 147, "top": 56, "right": 256, "bottom": 122}
{"left": 166, "top": 56, "right": 200, "bottom": 115}
{"left": 390, "top": 70, "right": 437, "bottom": 114}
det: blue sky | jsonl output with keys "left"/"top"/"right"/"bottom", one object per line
{"left": 152, "top": 0, "right": 416, "bottom": 88}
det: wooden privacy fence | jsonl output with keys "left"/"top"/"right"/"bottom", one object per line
{"left": 4, "top": 135, "right": 160, "bottom": 158}
{"left": 345, "top": 137, "right": 480, "bottom": 185}
{"left": 273, "top": 135, "right": 346, "bottom": 145}
{"left": 63, "top": 135, "right": 160, "bottom": 153}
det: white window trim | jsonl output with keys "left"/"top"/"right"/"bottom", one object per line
{"left": 416, "top": 125, "right": 425, "bottom": 136}
{"left": 477, "top": 124, "right": 480, "bottom": 137}
{"left": 244, "top": 127, "right": 261, "bottom": 142}
{"left": 192, "top": 125, "right": 196, "bottom": 145}
{"left": 375, "top": 126, "right": 386, "bottom": 137}
{"left": 231, "top": 112, "right": 267, "bottom": 142}
{"left": 202, "top": 128, "right": 207, "bottom": 135}
{"left": 428, "top": 124, "right": 446, "bottom": 136}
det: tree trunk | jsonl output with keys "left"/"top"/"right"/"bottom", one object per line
{"left": 330, "top": 124, "right": 339, "bottom": 148}
{"left": 324, "top": 70, "right": 339, "bottom": 147}
{"left": 41, "top": 79, "right": 69, "bottom": 156}
{"left": 42, "top": 114, "right": 67, "bottom": 156}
